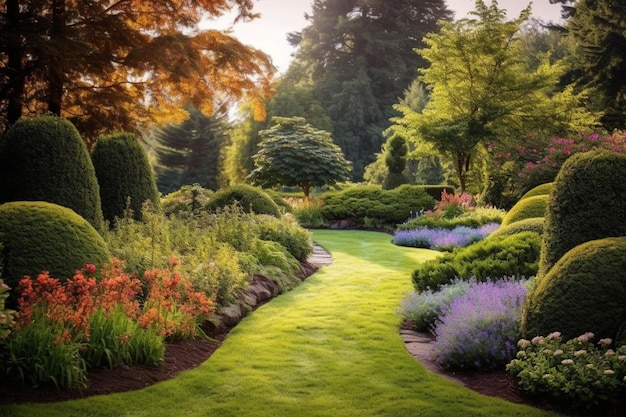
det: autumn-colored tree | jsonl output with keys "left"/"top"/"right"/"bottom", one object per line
{"left": 0, "top": 0, "right": 275, "bottom": 141}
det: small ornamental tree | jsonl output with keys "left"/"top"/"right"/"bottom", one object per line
{"left": 247, "top": 117, "right": 351, "bottom": 199}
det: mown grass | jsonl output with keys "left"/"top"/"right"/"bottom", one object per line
{"left": 0, "top": 230, "right": 561, "bottom": 417}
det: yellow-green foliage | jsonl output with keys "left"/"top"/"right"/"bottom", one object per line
{"left": 523, "top": 237, "right": 626, "bottom": 341}
{"left": 0, "top": 201, "right": 111, "bottom": 289}
{"left": 501, "top": 195, "right": 548, "bottom": 227}
{"left": 520, "top": 182, "right": 553, "bottom": 200}
{"left": 205, "top": 184, "right": 281, "bottom": 217}
{"left": 0, "top": 115, "right": 104, "bottom": 230}
{"left": 489, "top": 217, "right": 544, "bottom": 238}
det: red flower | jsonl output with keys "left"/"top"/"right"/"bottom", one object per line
{"left": 83, "top": 263, "right": 96, "bottom": 274}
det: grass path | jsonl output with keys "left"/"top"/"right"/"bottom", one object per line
{"left": 0, "top": 230, "right": 559, "bottom": 417}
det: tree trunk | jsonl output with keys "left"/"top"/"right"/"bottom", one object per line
{"left": 47, "top": 0, "right": 65, "bottom": 116}
{"left": 455, "top": 152, "right": 471, "bottom": 193}
{"left": 6, "top": 0, "right": 24, "bottom": 125}
{"left": 301, "top": 182, "right": 312, "bottom": 200}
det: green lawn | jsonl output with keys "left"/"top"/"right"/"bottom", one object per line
{"left": 0, "top": 230, "right": 560, "bottom": 417}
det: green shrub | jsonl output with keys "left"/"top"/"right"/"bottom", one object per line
{"left": 520, "top": 182, "right": 553, "bottom": 200}
{"left": 0, "top": 201, "right": 111, "bottom": 290}
{"left": 320, "top": 185, "right": 435, "bottom": 227}
{"left": 0, "top": 115, "right": 104, "bottom": 230}
{"left": 92, "top": 132, "right": 161, "bottom": 224}
{"left": 252, "top": 215, "right": 312, "bottom": 261}
{"left": 412, "top": 232, "right": 541, "bottom": 292}
{"left": 263, "top": 189, "right": 293, "bottom": 213}
{"left": 489, "top": 217, "right": 544, "bottom": 238}
{"left": 501, "top": 195, "right": 548, "bottom": 227}
{"left": 523, "top": 237, "right": 626, "bottom": 341}
{"left": 206, "top": 184, "right": 281, "bottom": 217}
{"left": 161, "top": 184, "right": 213, "bottom": 217}
{"left": 539, "top": 151, "right": 626, "bottom": 276}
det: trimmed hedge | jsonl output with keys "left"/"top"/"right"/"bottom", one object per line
{"left": 520, "top": 182, "right": 553, "bottom": 200}
{"left": 489, "top": 217, "right": 544, "bottom": 238}
{"left": 91, "top": 132, "right": 161, "bottom": 223}
{"left": 205, "top": 184, "right": 281, "bottom": 217}
{"left": 523, "top": 237, "right": 626, "bottom": 341}
{"left": 539, "top": 151, "right": 626, "bottom": 276}
{"left": 501, "top": 195, "right": 548, "bottom": 227}
{"left": 0, "top": 201, "right": 111, "bottom": 290}
{"left": 412, "top": 231, "right": 541, "bottom": 291}
{"left": 320, "top": 185, "right": 435, "bottom": 227}
{"left": 0, "top": 115, "right": 104, "bottom": 230}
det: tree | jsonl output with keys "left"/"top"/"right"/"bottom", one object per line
{"left": 0, "top": 0, "right": 275, "bottom": 140}
{"left": 147, "top": 106, "right": 230, "bottom": 194}
{"left": 566, "top": 0, "right": 626, "bottom": 130}
{"left": 390, "top": 0, "right": 597, "bottom": 192}
{"left": 382, "top": 133, "right": 408, "bottom": 190}
{"left": 247, "top": 117, "right": 351, "bottom": 198}
{"left": 282, "top": 0, "right": 453, "bottom": 180}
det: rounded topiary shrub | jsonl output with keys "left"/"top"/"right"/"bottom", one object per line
{"left": 520, "top": 182, "right": 553, "bottom": 200}
{"left": 205, "top": 184, "right": 280, "bottom": 217}
{"left": 0, "top": 201, "right": 111, "bottom": 289}
{"left": 523, "top": 237, "right": 626, "bottom": 341}
{"left": 91, "top": 132, "right": 161, "bottom": 224}
{"left": 501, "top": 195, "right": 548, "bottom": 227}
{"left": 0, "top": 115, "right": 104, "bottom": 230}
{"left": 161, "top": 184, "right": 214, "bottom": 217}
{"left": 539, "top": 151, "right": 626, "bottom": 276}
{"left": 489, "top": 217, "right": 544, "bottom": 238}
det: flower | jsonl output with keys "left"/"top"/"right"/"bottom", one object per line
{"left": 618, "top": 355, "right": 626, "bottom": 362}
{"left": 517, "top": 339, "right": 531, "bottom": 349}
{"left": 547, "top": 331, "right": 561, "bottom": 340}
{"left": 83, "top": 263, "right": 96, "bottom": 274}
{"left": 604, "top": 369, "right": 615, "bottom": 375}
{"left": 553, "top": 349, "right": 564, "bottom": 356}
{"left": 561, "top": 359, "right": 575, "bottom": 365}
{"left": 577, "top": 332, "right": 594, "bottom": 343}
{"left": 574, "top": 349, "right": 587, "bottom": 357}
{"left": 598, "top": 338, "right": 612, "bottom": 346}
{"left": 531, "top": 336, "right": 544, "bottom": 346}
{"left": 605, "top": 349, "right": 615, "bottom": 357}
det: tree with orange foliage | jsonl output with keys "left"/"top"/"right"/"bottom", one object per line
{"left": 0, "top": 0, "right": 275, "bottom": 141}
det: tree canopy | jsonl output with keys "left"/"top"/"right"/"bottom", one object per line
{"left": 390, "top": 0, "right": 598, "bottom": 192}
{"left": 0, "top": 0, "right": 275, "bottom": 140}
{"left": 247, "top": 116, "right": 351, "bottom": 198}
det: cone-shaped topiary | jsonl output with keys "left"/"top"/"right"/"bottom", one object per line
{"left": 91, "top": 132, "right": 161, "bottom": 224}
{"left": 539, "top": 151, "right": 626, "bottom": 276}
{"left": 205, "top": 184, "right": 280, "bottom": 217}
{"left": 0, "top": 115, "right": 104, "bottom": 230}
{"left": 501, "top": 195, "right": 548, "bottom": 227}
{"left": 0, "top": 201, "right": 111, "bottom": 290}
{"left": 522, "top": 237, "right": 626, "bottom": 341}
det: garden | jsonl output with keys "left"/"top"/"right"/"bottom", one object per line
{"left": 1, "top": 116, "right": 626, "bottom": 417}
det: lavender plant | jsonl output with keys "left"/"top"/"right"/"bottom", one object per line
{"left": 399, "top": 278, "right": 473, "bottom": 332}
{"left": 507, "top": 332, "right": 626, "bottom": 411}
{"left": 393, "top": 222, "right": 500, "bottom": 250}
{"left": 432, "top": 278, "right": 528, "bottom": 370}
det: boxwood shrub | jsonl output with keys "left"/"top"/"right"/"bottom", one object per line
{"left": 519, "top": 182, "right": 553, "bottom": 200}
{"left": 501, "top": 195, "right": 548, "bottom": 227}
{"left": 0, "top": 115, "right": 104, "bottom": 230}
{"left": 539, "top": 151, "right": 626, "bottom": 276}
{"left": 523, "top": 237, "right": 626, "bottom": 341}
{"left": 205, "top": 184, "right": 281, "bottom": 217}
{"left": 412, "top": 231, "right": 541, "bottom": 291}
{"left": 91, "top": 132, "right": 161, "bottom": 224}
{"left": 0, "top": 201, "right": 111, "bottom": 290}
{"left": 489, "top": 217, "right": 544, "bottom": 238}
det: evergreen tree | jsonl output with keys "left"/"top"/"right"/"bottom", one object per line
{"left": 281, "top": 0, "right": 453, "bottom": 180}
{"left": 382, "top": 133, "right": 408, "bottom": 190}
{"left": 149, "top": 107, "right": 230, "bottom": 194}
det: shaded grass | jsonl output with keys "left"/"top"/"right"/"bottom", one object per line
{"left": 0, "top": 230, "right": 561, "bottom": 417}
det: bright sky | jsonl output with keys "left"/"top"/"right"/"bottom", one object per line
{"left": 205, "top": 0, "right": 564, "bottom": 73}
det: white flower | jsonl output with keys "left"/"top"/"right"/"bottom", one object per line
{"left": 553, "top": 349, "right": 564, "bottom": 356}
{"left": 577, "top": 332, "right": 595, "bottom": 343}
{"left": 618, "top": 355, "right": 626, "bottom": 362}
{"left": 574, "top": 349, "right": 587, "bottom": 357}
{"left": 531, "top": 336, "right": 545, "bottom": 346}
{"left": 586, "top": 364, "right": 595, "bottom": 369}
{"left": 605, "top": 349, "right": 616, "bottom": 357}
{"left": 517, "top": 339, "right": 531, "bottom": 349}
{"left": 561, "top": 359, "right": 575, "bottom": 365}
{"left": 547, "top": 331, "right": 562, "bottom": 340}
{"left": 598, "top": 338, "right": 612, "bottom": 346}
{"left": 604, "top": 369, "right": 615, "bottom": 375}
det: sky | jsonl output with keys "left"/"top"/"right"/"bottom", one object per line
{"left": 205, "top": 0, "right": 564, "bottom": 73}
